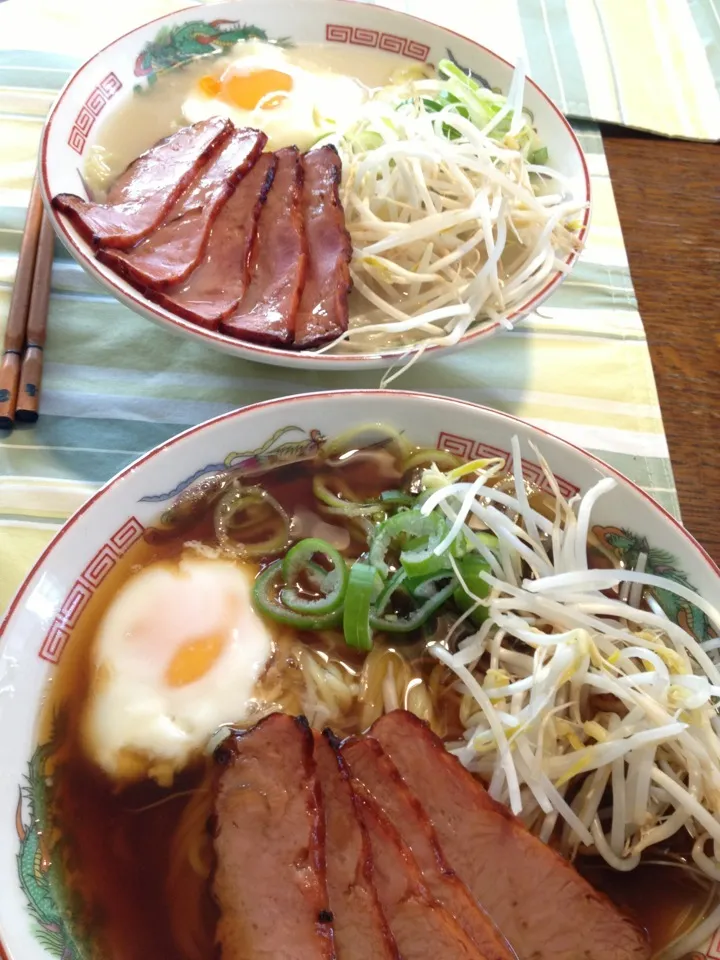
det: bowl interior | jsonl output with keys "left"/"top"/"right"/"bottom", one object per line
{"left": 40, "top": 0, "right": 590, "bottom": 371}
{"left": 0, "top": 390, "right": 716, "bottom": 960}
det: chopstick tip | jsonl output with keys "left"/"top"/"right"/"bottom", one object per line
{"left": 14, "top": 409, "right": 39, "bottom": 424}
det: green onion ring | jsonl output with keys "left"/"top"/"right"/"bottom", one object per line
{"left": 214, "top": 486, "right": 290, "bottom": 558}
{"left": 280, "top": 538, "right": 348, "bottom": 614}
{"left": 312, "top": 475, "right": 385, "bottom": 518}
{"left": 374, "top": 568, "right": 409, "bottom": 615}
{"left": 343, "top": 561, "right": 383, "bottom": 651}
{"left": 370, "top": 579, "right": 457, "bottom": 634}
{"left": 453, "top": 555, "right": 492, "bottom": 624}
{"left": 369, "top": 509, "right": 447, "bottom": 577}
{"left": 252, "top": 561, "right": 343, "bottom": 630}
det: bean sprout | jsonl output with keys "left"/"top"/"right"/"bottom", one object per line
{"left": 418, "top": 442, "right": 720, "bottom": 911}
{"left": 316, "top": 59, "right": 587, "bottom": 361}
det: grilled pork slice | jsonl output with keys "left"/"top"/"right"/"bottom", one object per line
{"left": 151, "top": 151, "right": 277, "bottom": 328}
{"left": 341, "top": 737, "right": 515, "bottom": 960}
{"left": 212, "top": 714, "right": 335, "bottom": 960}
{"left": 221, "top": 146, "right": 307, "bottom": 346}
{"left": 292, "top": 145, "right": 352, "bottom": 349}
{"left": 99, "top": 128, "right": 266, "bottom": 290}
{"left": 52, "top": 117, "right": 232, "bottom": 249}
{"left": 353, "top": 784, "right": 488, "bottom": 960}
{"left": 314, "top": 733, "right": 398, "bottom": 960}
{"left": 370, "top": 711, "right": 651, "bottom": 960}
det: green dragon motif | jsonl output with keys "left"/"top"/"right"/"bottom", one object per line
{"left": 593, "top": 524, "right": 712, "bottom": 642}
{"left": 133, "top": 19, "right": 290, "bottom": 91}
{"left": 16, "top": 718, "right": 86, "bottom": 959}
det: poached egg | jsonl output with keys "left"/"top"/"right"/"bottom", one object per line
{"left": 182, "top": 42, "right": 366, "bottom": 151}
{"left": 83, "top": 555, "right": 273, "bottom": 784}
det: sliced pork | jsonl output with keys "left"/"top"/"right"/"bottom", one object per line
{"left": 341, "top": 737, "right": 515, "bottom": 960}
{"left": 314, "top": 733, "right": 398, "bottom": 960}
{"left": 221, "top": 146, "right": 307, "bottom": 346}
{"left": 370, "top": 711, "right": 650, "bottom": 960}
{"left": 212, "top": 713, "right": 334, "bottom": 960}
{"left": 150, "top": 151, "right": 277, "bottom": 328}
{"left": 353, "top": 785, "right": 487, "bottom": 960}
{"left": 52, "top": 117, "right": 232, "bottom": 249}
{"left": 98, "top": 128, "right": 266, "bottom": 291}
{"left": 293, "top": 145, "right": 352, "bottom": 349}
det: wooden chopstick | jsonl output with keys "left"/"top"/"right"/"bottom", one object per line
{"left": 16, "top": 210, "right": 55, "bottom": 422}
{"left": 0, "top": 175, "right": 54, "bottom": 427}
{"left": 0, "top": 176, "right": 44, "bottom": 427}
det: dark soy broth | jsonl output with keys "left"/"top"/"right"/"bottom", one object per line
{"left": 41, "top": 446, "right": 712, "bottom": 957}
{"left": 580, "top": 860, "right": 714, "bottom": 952}
{"left": 44, "top": 450, "right": 404, "bottom": 958}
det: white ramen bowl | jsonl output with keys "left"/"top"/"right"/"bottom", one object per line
{"left": 39, "top": 0, "right": 591, "bottom": 372}
{"left": 0, "top": 390, "right": 718, "bottom": 960}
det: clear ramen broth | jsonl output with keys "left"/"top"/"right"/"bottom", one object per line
{"left": 41, "top": 430, "right": 714, "bottom": 959}
{"left": 84, "top": 43, "right": 407, "bottom": 196}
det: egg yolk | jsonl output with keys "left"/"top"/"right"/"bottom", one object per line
{"left": 165, "top": 633, "right": 226, "bottom": 687}
{"left": 199, "top": 69, "right": 293, "bottom": 111}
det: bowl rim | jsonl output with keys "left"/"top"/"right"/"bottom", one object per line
{"left": 1, "top": 388, "right": 717, "bottom": 645}
{"left": 39, "top": 0, "right": 592, "bottom": 367}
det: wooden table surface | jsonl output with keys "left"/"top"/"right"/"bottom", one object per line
{"left": 601, "top": 125, "right": 720, "bottom": 563}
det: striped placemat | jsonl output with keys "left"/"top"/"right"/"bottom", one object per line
{"left": 373, "top": 0, "right": 720, "bottom": 140}
{"left": 3, "top": 0, "right": 720, "bottom": 139}
{"left": 0, "top": 0, "right": 687, "bottom": 610}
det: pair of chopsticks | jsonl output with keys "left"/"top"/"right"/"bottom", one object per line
{"left": 0, "top": 176, "right": 54, "bottom": 428}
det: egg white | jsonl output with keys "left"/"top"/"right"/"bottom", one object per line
{"left": 83, "top": 555, "right": 273, "bottom": 784}
{"left": 182, "top": 41, "right": 367, "bottom": 152}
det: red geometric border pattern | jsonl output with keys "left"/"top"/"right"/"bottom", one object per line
{"left": 325, "top": 23, "right": 429, "bottom": 61}
{"left": 702, "top": 931, "right": 720, "bottom": 958}
{"left": 38, "top": 517, "right": 144, "bottom": 664}
{"left": 67, "top": 72, "right": 122, "bottom": 155}
{"left": 437, "top": 432, "right": 581, "bottom": 499}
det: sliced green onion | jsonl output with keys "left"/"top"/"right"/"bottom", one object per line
{"left": 438, "top": 58, "right": 481, "bottom": 92}
{"left": 253, "top": 561, "right": 343, "bottom": 630}
{"left": 453, "top": 555, "right": 492, "bottom": 624}
{"left": 446, "top": 457, "right": 504, "bottom": 482}
{"left": 214, "top": 486, "right": 289, "bottom": 558}
{"left": 280, "top": 538, "right": 348, "bottom": 614}
{"left": 370, "top": 509, "right": 446, "bottom": 577}
{"left": 400, "top": 534, "right": 452, "bottom": 577}
{"left": 406, "top": 571, "right": 455, "bottom": 599}
{"left": 312, "top": 475, "right": 384, "bottom": 517}
{"left": 403, "top": 448, "right": 465, "bottom": 472}
{"left": 306, "top": 560, "right": 333, "bottom": 591}
{"left": 421, "top": 97, "right": 469, "bottom": 140}
{"left": 374, "top": 567, "right": 409, "bottom": 615}
{"left": 370, "top": 579, "right": 457, "bottom": 634}
{"left": 320, "top": 423, "right": 411, "bottom": 462}
{"left": 529, "top": 146, "right": 549, "bottom": 164}
{"left": 343, "top": 561, "right": 383, "bottom": 651}
{"left": 474, "top": 532, "right": 500, "bottom": 552}
{"left": 380, "top": 490, "right": 416, "bottom": 508}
